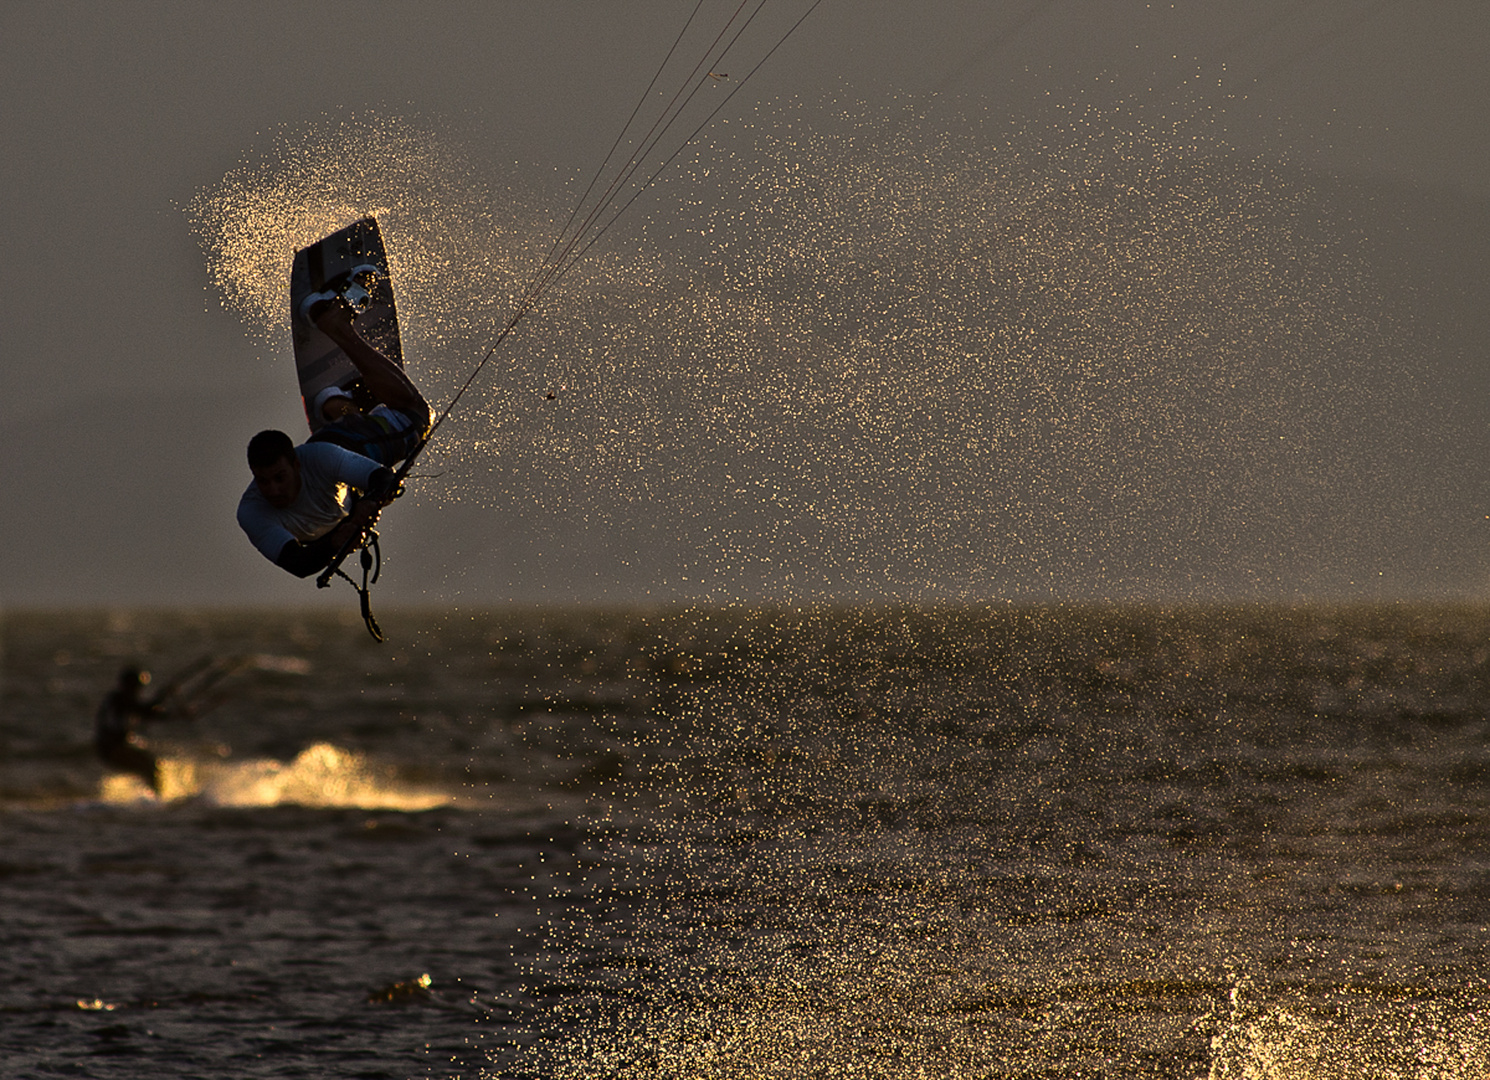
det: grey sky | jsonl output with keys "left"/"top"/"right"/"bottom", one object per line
{"left": 3, "top": 1, "right": 1487, "bottom": 608}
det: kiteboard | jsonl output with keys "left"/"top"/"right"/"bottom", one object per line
{"left": 289, "top": 217, "right": 405, "bottom": 434}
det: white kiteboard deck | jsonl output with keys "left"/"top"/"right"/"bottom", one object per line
{"left": 289, "top": 217, "right": 404, "bottom": 434}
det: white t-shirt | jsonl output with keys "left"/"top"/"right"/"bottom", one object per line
{"left": 237, "top": 442, "right": 383, "bottom": 563}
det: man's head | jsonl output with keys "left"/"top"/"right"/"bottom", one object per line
{"left": 247, "top": 429, "right": 300, "bottom": 508}
{"left": 312, "top": 384, "right": 357, "bottom": 424}
{"left": 119, "top": 666, "right": 150, "bottom": 689}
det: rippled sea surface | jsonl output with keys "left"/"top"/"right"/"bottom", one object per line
{"left": 5, "top": 604, "right": 1490, "bottom": 1079}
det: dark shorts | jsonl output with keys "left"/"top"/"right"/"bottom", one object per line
{"left": 309, "top": 401, "right": 430, "bottom": 466}
{"left": 96, "top": 731, "right": 160, "bottom": 789}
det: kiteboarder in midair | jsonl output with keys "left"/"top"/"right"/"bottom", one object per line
{"left": 236, "top": 298, "right": 431, "bottom": 578}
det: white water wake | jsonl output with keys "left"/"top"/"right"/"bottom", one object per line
{"left": 100, "top": 741, "right": 455, "bottom": 810}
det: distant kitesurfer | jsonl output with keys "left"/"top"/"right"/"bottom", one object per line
{"left": 94, "top": 666, "right": 188, "bottom": 794}
{"left": 237, "top": 299, "right": 431, "bottom": 578}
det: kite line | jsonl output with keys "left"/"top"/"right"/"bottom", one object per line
{"left": 427, "top": 0, "right": 826, "bottom": 447}
{"left": 318, "top": 0, "right": 826, "bottom": 626}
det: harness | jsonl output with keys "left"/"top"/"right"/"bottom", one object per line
{"left": 307, "top": 409, "right": 424, "bottom": 466}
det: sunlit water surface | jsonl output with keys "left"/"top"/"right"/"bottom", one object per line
{"left": 5, "top": 605, "right": 1490, "bottom": 1078}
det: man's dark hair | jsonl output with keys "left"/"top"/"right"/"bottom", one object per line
{"left": 247, "top": 429, "right": 296, "bottom": 470}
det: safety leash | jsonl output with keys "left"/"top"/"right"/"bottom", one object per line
{"left": 324, "top": 529, "right": 385, "bottom": 642}
{"left": 316, "top": 446, "right": 426, "bottom": 640}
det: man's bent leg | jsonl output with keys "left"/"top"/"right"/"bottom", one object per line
{"left": 102, "top": 739, "right": 163, "bottom": 794}
{"left": 314, "top": 303, "right": 428, "bottom": 422}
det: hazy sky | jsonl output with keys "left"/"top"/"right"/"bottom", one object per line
{"left": 3, "top": 1, "right": 1488, "bottom": 609}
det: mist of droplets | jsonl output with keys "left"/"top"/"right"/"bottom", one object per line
{"left": 191, "top": 100, "right": 1423, "bottom": 604}
{"left": 622, "top": 97, "right": 1423, "bottom": 601}
{"left": 186, "top": 112, "right": 555, "bottom": 403}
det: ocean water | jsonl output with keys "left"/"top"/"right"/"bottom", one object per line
{"left": 5, "top": 604, "right": 1490, "bottom": 1079}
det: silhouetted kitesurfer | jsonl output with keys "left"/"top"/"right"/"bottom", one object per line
{"left": 94, "top": 658, "right": 235, "bottom": 793}
{"left": 94, "top": 666, "right": 180, "bottom": 793}
{"left": 237, "top": 298, "right": 431, "bottom": 578}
